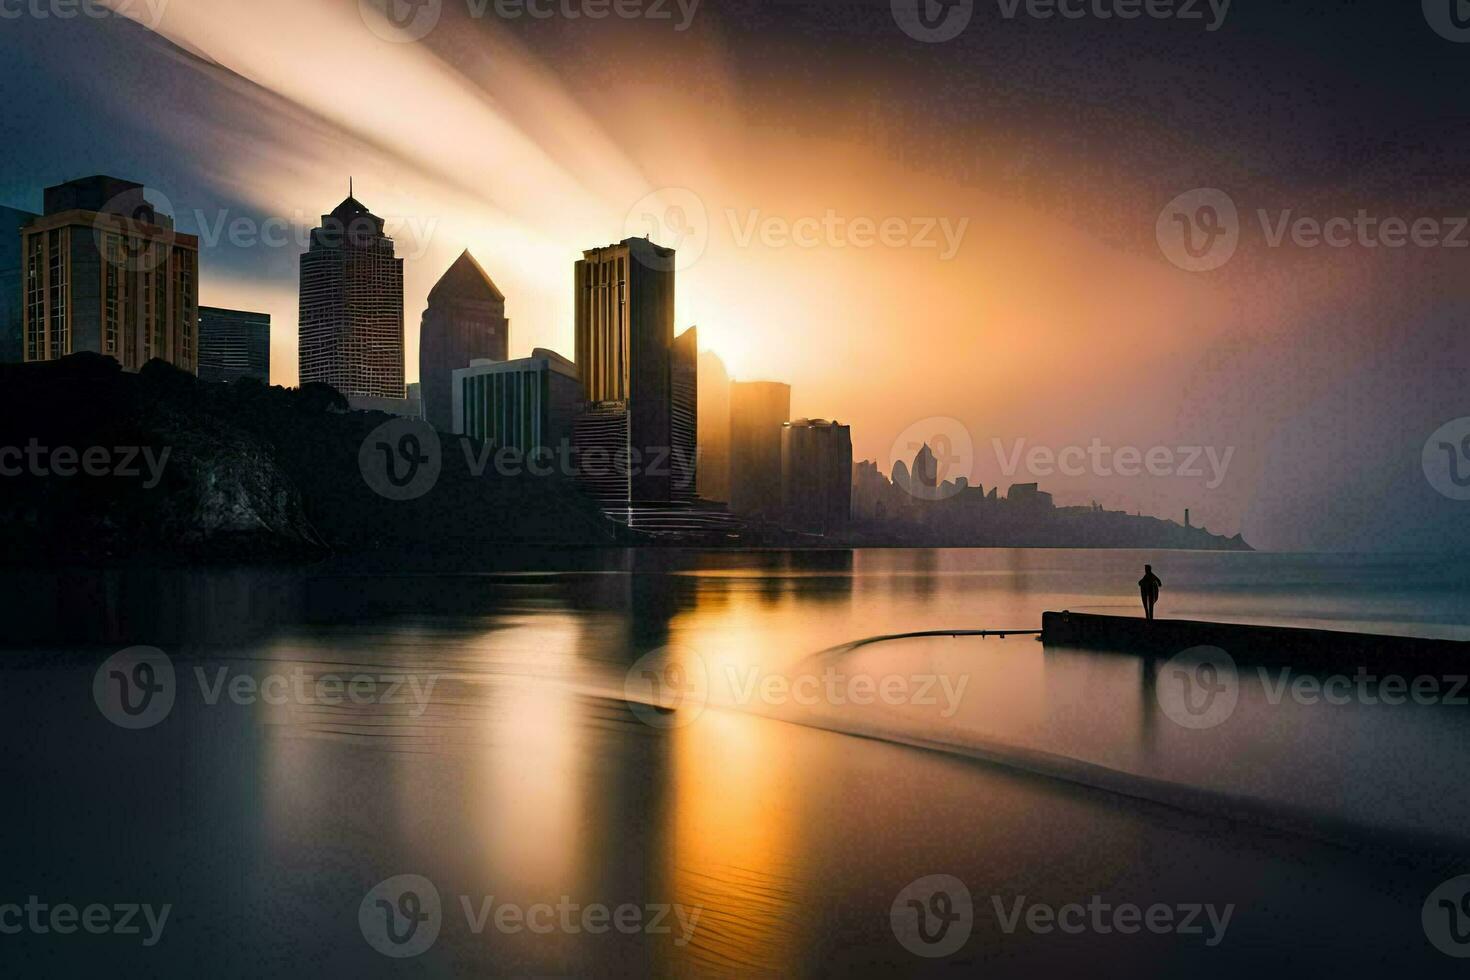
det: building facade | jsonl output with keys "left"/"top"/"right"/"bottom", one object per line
{"left": 670, "top": 326, "right": 698, "bottom": 501}
{"left": 572, "top": 237, "right": 685, "bottom": 503}
{"left": 19, "top": 176, "right": 198, "bottom": 372}
{"left": 0, "top": 205, "right": 38, "bottom": 363}
{"left": 781, "top": 418, "right": 853, "bottom": 535}
{"left": 198, "top": 306, "right": 270, "bottom": 383}
{"left": 420, "top": 250, "right": 507, "bottom": 431}
{"left": 299, "top": 191, "right": 404, "bottom": 398}
{"left": 728, "top": 380, "right": 790, "bottom": 518}
{"left": 696, "top": 349, "right": 731, "bottom": 502}
{"left": 453, "top": 348, "right": 581, "bottom": 460}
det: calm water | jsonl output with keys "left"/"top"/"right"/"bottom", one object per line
{"left": 3, "top": 549, "right": 1469, "bottom": 976}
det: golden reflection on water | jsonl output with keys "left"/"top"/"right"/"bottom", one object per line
{"left": 236, "top": 552, "right": 1470, "bottom": 972}
{"left": 667, "top": 702, "right": 808, "bottom": 975}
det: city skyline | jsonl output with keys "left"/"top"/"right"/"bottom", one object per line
{"left": 2, "top": 2, "right": 1468, "bottom": 550}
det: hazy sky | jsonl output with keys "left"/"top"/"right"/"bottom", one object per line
{"left": 3, "top": 0, "right": 1467, "bottom": 550}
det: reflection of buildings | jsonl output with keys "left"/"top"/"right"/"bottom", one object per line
{"left": 696, "top": 350, "right": 731, "bottom": 501}
{"left": 453, "top": 348, "right": 581, "bottom": 456}
{"left": 781, "top": 419, "right": 852, "bottom": 534}
{"left": 572, "top": 238, "right": 694, "bottom": 504}
{"left": 298, "top": 190, "right": 404, "bottom": 399}
{"left": 420, "top": 250, "right": 507, "bottom": 431}
{"left": 729, "top": 381, "right": 790, "bottom": 518}
{"left": 197, "top": 306, "right": 270, "bottom": 383}
{"left": 0, "top": 205, "right": 38, "bottom": 363}
{"left": 19, "top": 176, "right": 198, "bottom": 372}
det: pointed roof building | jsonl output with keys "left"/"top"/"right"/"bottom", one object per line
{"left": 429, "top": 249, "right": 505, "bottom": 304}
{"left": 419, "top": 249, "right": 509, "bottom": 431}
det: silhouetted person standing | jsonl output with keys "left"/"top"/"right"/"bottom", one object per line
{"left": 1139, "top": 565, "right": 1162, "bottom": 621}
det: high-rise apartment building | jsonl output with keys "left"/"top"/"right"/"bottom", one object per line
{"left": 19, "top": 176, "right": 198, "bottom": 372}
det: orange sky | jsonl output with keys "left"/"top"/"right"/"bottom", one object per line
{"left": 83, "top": 0, "right": 1470, "bottom": 546}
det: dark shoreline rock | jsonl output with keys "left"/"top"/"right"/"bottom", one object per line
{"left": 0, "top": 354, "right": 613, "bottom": 565}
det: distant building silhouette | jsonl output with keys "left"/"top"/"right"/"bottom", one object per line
{"left": 0, "top": 205, "right": 38, "bottom": 363}
{"left": 1008, "top": 482, "right": 1054, "bottom": 508}
{"left": 572, "top": 237, "right": 688, "bottom": 503}
{"left": 912, "top": 442, "right": 938, "bottom": 495}
{"left": 852, "top": 459, "right": 891, "bottom": 520}
{"left": 420, "top": 250, "right": 507, "bottom": 431}
{"left": 453, "top": 348, "right": 580, "bottom": 458}
{"left": 696, "top": 349, "right": 731, "bottom": 501}
{"left": 198, "top": 306, "right": 270, "bottom": 383}
{"left": 19, "top": 176, "right": 198, "bottom": 372}
{"left": 729, "top": 380, "right": 790, "bottom": 518}
{"left": 299, "top": 189, "right": 404, "bottom": 398}
{"left": 891, "top": 458, "right": 912, "bottom": 494}
{"left": 781, "top": 418, "right": 852, "bottom": 534}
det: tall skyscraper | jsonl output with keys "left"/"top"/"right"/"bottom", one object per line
{"left": 572, "top": 237, "right": 687, "bottom": 503}
{"left": 19, "top": 176, "right": 198, "bottom": 372}
{"left": 419, "top": 250, "right": 507, "bottom": 431}
{"left": 781, "top": 418, "right": 853, "bottom": 534}
{"left": 729, "top": 380, "right": 790, "bottom": 517}
{"left": 696, "top": 349, "right": 731, "bottom": 501}
{"left": 298, "top": 189, "right": 404, "bottom": 398}
{"left": 0, "top": 205, "right": 38, "bottom": 363}
{"left": 198, "top": 306, "right": 270, "bottom": 383}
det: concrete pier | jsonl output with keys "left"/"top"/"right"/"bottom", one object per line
{"left": 1041, "top": 610, "right": 1470, "bottom": 670}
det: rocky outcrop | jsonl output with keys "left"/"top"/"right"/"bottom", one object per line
{"left": 0, "top": 354, "right": 613, "bottom": 565}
